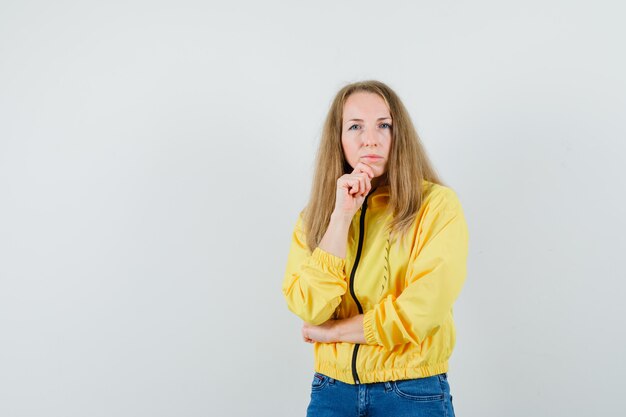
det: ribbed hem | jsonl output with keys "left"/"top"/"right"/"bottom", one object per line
{"left": 315, "top": 361, "right": 449, "bottom": 385}
{"left": 362, "top": 309, "right": 379, "bottom": 345}
{"left": 311, "top": 247, "right": 345, "bottom": 275}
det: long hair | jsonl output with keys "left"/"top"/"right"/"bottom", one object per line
{"left": 303, "top": 80, "right": 443, "bottom": 252}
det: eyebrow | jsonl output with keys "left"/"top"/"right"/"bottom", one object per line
{"left": 344, "top": 117, "right": 392, "bottom": 125}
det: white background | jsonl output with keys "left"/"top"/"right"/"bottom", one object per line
{"left": 1, "top": 1, "right": 624, "bottom": 416}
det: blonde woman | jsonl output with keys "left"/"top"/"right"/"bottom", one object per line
{"left": 282, "top": 80, "right": 468, "bottom": 417}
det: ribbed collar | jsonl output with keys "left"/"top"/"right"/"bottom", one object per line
{"left": 368, "top": 184, "right": 391, "bottom": 209}
{"left": 367, "top": 179, "right": 431, "bottom": 210}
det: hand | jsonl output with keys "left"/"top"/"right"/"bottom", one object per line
{"left": 301, "top": 315, "right": 367, "bottom": 345}
{"left": 333, "top": 162, "right": 375, "bottom": 220}
{"left": 302, "top": 320, "right": 338, "bottom": 344}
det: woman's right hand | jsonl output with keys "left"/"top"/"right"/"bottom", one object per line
{"left": 333, "top": 162, "right": 375, "bottom": 220}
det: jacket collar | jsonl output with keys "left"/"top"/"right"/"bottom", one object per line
{"left": 367, "top": 179, "right": 431, "bottom": 210}
{"left": 368, "top": 184, "right": 390, "bottom": 209}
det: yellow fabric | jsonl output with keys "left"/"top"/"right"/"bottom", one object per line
{"left": 282, "top": 180, "right": 469, "bottom": 384}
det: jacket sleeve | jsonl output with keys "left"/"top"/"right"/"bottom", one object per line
{"left": 281, "top": 212, "right": 349, "bottom": 325}
{"left": 362, "top": 188, "right": 469, "bottom": 349}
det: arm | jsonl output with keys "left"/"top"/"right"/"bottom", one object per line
{"left": 302, "top": 314, "right": 366, "bottom": 344}
{"left": 282, "top": 212, "right": 352, "bottom": 325}
{"left": 318, "top": 212, "right": 352, "bottom": 258}
{"left": 362, "top": 189, "right": 469, "bottom": 349}
{"left": 302, "top": 189, "right": 469, "bottom": 346}
{"left": 284, "top": 164, "right": 374, "bottom": 326}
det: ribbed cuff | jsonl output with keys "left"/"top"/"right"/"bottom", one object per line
{"left": 310, "top": 247, "right": 346, "bottom": 275}
{"left": 362, "top": 309, "right": 379, "bottom": 345}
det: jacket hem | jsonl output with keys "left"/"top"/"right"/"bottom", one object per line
{"left": 315, "top": 361, "right": 449, "bottom": 385}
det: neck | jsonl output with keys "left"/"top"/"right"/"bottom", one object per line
{"left": 371, "top": 174, "right": 388, "bottom": 190}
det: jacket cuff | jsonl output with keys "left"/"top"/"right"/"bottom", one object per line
{"left": 363, "top": 309, "right": 379, "bottom": 345}
{"left": 310, "top": 247, "right": 346, "bottom": 276}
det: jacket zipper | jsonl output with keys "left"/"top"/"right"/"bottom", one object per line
{"left": 348, "top": 193, "right": 370, "bottom": 384}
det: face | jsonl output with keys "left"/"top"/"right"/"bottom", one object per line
{"left": 341, "top": 92, "right": 392, "bottom": 179}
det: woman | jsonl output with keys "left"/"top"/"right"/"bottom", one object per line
{"left": 282, "top": 80, "right": 468, "bottom": 417}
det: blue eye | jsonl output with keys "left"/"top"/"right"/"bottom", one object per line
{"left": 380, "top": 123, "right": 392, "bottom": 129}
{"left": 348, "top": 124, "right": 360, "bottom": 130}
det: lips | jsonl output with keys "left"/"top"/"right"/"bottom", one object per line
{"left": 361, "top": 155, "right": 382, "bottom": 160}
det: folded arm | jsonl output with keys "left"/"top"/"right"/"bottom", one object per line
{"left": 362, "top": 190, "right": 469, "bottom": 349}
{"left": 301, "top": 189, "right": 469, "bottom": 348}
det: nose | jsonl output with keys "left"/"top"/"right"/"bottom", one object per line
{"left": 362, "top": 126, "right": 378, "bottom": 147}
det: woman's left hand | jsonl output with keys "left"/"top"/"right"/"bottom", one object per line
{"left": 302, "top": 315, "right": 366, "bottom": 344}
{"left": 302, "top": 320, "right": 338, "bottom": 344}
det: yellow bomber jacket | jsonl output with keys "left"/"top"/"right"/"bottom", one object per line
{"left": 281, "top": 180, "right": 469, "bottom": 384}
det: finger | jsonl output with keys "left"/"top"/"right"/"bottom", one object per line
{"left": 353, "top": 163, "right": 375, "bottom": 179}
{"left": 354, "top": 171, "right": 371, "bottom": 180}
{"left": 348, "top": 178, "right": 360, "bottom": 195}
{"left": 357, "top": 172, "right": 371, "bottom": 196}
{"left": 362, "top": 172, "right": 372, "bottom": 193}
{"left": 339, "top": 177, "right": 357, "bottom": 195}
{"left": 337, "top": 176, "right": 348, "bottom": 190}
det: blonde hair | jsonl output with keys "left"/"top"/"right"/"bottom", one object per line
{"left": 303, "top": 80, "right": 443, "bottom": 252}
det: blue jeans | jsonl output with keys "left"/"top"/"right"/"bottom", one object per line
{"left": 306, "top": 372, "right": 455, "bottom": 417}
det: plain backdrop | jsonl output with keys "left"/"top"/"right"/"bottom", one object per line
{"left": 1, "top": 1, "right": 624, "bottom": 416}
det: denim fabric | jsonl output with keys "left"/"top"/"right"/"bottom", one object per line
{"left": 306, "top": 372, "right": 455, "bottom": 417}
